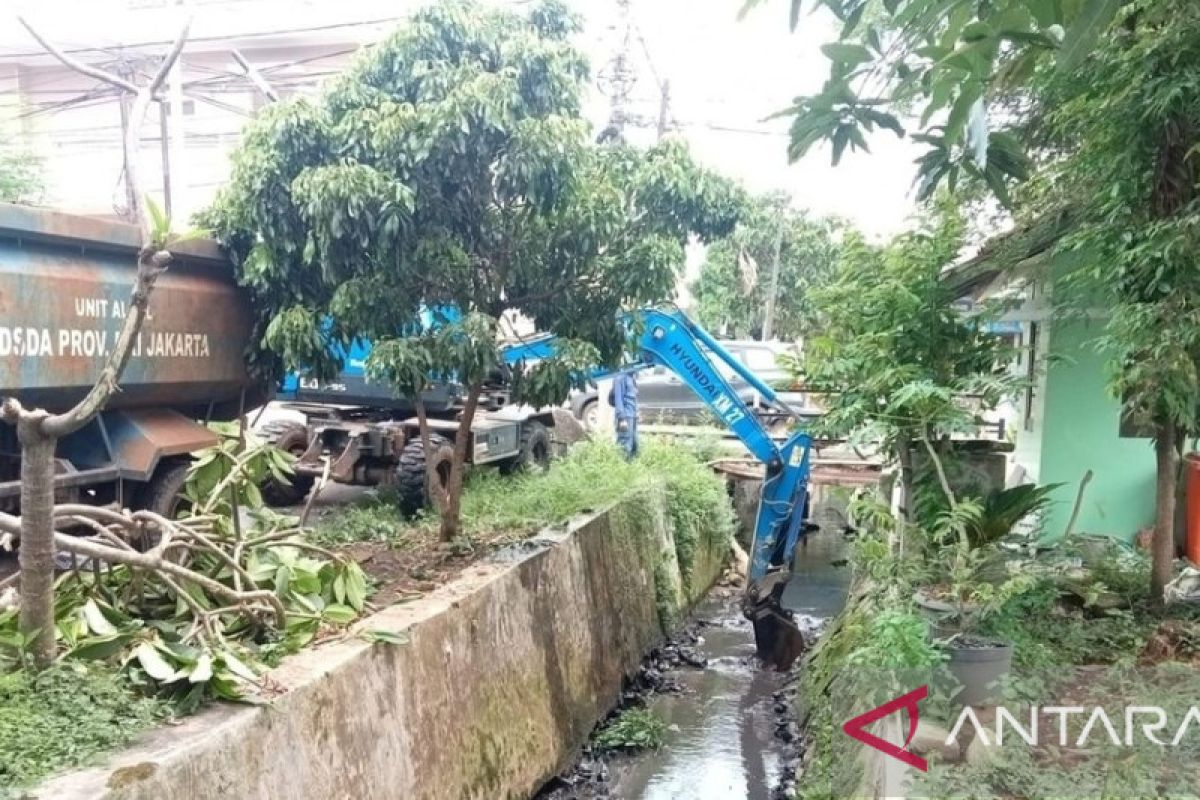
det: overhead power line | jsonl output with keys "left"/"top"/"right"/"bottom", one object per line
{"left": 0, "top": 18, "right": 399, "bottom": 61}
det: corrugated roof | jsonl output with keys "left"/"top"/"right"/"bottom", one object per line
{"left": 940, "top": 209, "right": 1076, "bottom": 299}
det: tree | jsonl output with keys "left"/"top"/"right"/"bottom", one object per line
{"left": 1, "top": 19, "right": 191, "bottom": 668}
{"left": 752, "top": 0, "right": 1195, "bottom": 600}
{"left": 741, "top": 0, "right": 1130, "bottom": 204}
{"left": 0, "top": 139, "right": 42, "bottom": 204}
{"left": 1017, "top": 0, "right": 1200, "bottom": 600}
{"left": 205, "top": 0, "right": 742, "bottom": 541}
{"left": 691, "top": 193, "right": 843, "bottom": 341}
{"left": 803, "top": 200, "right": 1014, "bottom": 521}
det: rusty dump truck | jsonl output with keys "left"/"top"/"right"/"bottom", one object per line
{"left": 0, "top": 203, "right": 559, "bottom": 518}
{"left": 0, "top": 203, "right": 264, "bottom": 517}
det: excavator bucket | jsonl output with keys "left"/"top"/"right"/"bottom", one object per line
{"left": 744, "top": 575, "right": 806, "bottom": 671}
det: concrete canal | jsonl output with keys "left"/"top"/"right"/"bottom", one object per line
{"left": 542, "top": 519, "right": 851, "bottom": 800}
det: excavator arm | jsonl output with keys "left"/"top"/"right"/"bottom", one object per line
{"left": 506, "top": 308, "right": 814, "bottom": 669}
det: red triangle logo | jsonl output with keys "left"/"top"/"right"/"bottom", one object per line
{"left": 841, "top": 685, "right": 929, "bottom": 772}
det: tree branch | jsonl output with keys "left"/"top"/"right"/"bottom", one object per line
{"left": 43, "top": 247, "right": 172, "bottom": 438}
{"left": 17, "top": 17, "right": 138, "bottom": 95}
{"left": 231, "top": 49, "right": 279, "bottom": 102}
{"left": 55, "top": 533, "right": 287, "bottom": 627}
{"left": 919, "top": 430, "right": 957, "bottom": 509}
{"left": 147, "top": 20, "right": 192, "bottom": 96}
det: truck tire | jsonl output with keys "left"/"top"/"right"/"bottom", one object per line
{"left": 142, "top": 460, "right": 192, "bottom": 520}
{"left": 137, "top": 460, "right": 195, "bottom": 553}
{"left": 259, "top": 421, "right": 316, "bottom": 507}
{"left": 395, "top": 434, "right": 454, "bottom": 517}
{"left": 500, "top": 420, "right": 552, "bottom": 475}
{"left": 580, "top": 400, "right": 599, "bottom": 431}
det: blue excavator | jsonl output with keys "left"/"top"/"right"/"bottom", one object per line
{"left": 505, "top": 308, "right": 815, "bottom": 670}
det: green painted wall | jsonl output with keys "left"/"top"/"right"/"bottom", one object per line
{"left": 1038, "top": 318, "right": 1155, "bottom": 542}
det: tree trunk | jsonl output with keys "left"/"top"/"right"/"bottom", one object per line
{"left": 439, "top": 381, "right": 484, "bottom": 543}
{"left": 1152, "top": 421, "right": 1179, "bottom": 603}
{"left": 3, "top": 19, "right": 190, "bottom": 670}
{"left": 896, "top": 437, "right": 915, "bottom": 523}
{"left": 15, "top": 413, "right": 56, "bottom": 668}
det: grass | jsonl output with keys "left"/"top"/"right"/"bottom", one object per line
{"left": 0, "top": 663, "right": 165, "bottom": 794}
{"left": 311, "top": 488, "right": 410, "bottom": 547}
{"left": 592, "top": 706, "right": 668, "bottom": 752}
{"left": 318, "top": 437, "right": 735, "bottom": 553}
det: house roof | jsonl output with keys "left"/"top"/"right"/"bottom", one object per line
{"left": 940, "top": 209, "right": 1077, "bottom": 300}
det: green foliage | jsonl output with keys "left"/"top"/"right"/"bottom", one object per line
{"left": 963, "top": 482, "right": 1059, "bottom": 549}
{"left": 847, "top": 608, "right": 944, "bottom": 669}
{"left": 312, "top": 490, "right": 408, "bottom": 547}
{"left": 747, "top": 0, "right": 1121, "bottom": 203}
{"left": 0, "top": 428, "right": 369, "bottom": 709}
{"left": 205, "top": 0, "right": 741, "bottom": 397}
{"left": 691, "top": 192, "right": 845, "bottom": 340}
{"left": 592, "top": 706, "right": 667, "bottom": 752}
{"left": 1025, "top": 0, "right": 1200, "bottom": 440}
{"left": 205, "top": 0, "right": 743, "bottom": 536}
{"left": 392, "top": 438, "right": 734, "bottom": 550}
{"left": 800, "top": 200, "right": 1018, "bottom": 517}
{"left": 0, "top": 663, "right": 164, "bottom": 792}
{"left": 0, "top": 136, "right": 42, "bottom": 204}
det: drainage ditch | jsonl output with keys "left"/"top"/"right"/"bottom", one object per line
{"left": 538, "top": 522, "right": 850, "bottom": 800}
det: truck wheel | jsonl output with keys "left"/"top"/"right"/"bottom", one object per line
{"left": 395, "top": 435, "right": 454, "bottom": 516}
{"left": 580, "top": 401, "right": 600, "bottom": 431}
{"left": 259, "top": 422, "right": 316, "bottom": 507}
{"left": 501, "top": 421, "right": 552, "bottom": 475}
{"left": 142, "top": 460, "right": 193, "bottom": 520}
{"left": 134, "top": 460, "right": 193, "bottom": 551}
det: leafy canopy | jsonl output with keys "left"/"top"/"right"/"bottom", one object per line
{"left": 205, "top": 0, "right": 742, "bottom": 408}
{"left": 1024, "top": 0, "right": 1200, "bottom": 436}
{"left": 744, "top": 0, "right": 1128, "bottom": 205}
{"left": 0, "top": 134, "right": 42, "bottom": 204}
{"left": 691, "top": 192, "right": 844, "bottom": 341}
{"left": 802, "top": 200, "right": 1013, "bottom": 451}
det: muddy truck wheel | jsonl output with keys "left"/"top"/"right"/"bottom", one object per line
{"left": 395, "top": 434, "right": 454, "bottom": 516}
{"left": 500, "top": 420, "right": 552, "bottom": 475}
{"left": 142, "top": 460, "right": 192, "bottom": 519}
{"left": 136, "top": 460, "right": 194, "bottom": 552}
{"left": 259, "top": 421, "right": 316, "bottom": 507}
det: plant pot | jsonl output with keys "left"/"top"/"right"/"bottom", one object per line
{"left": 913, "top": 588, "right": 980, "bottom": 632}
{"left": 945, "top": 638, "right": 1013, "bottom": 707}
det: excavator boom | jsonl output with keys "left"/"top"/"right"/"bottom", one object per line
{"left": 507, "top": 308, "right": 814, "bottom": 669}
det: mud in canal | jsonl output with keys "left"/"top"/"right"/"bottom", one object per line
{"left": 539, "top": 524, "right": 850, "bottom": 800}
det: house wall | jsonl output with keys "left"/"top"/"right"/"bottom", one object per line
{"left": 1008, "top": 299, "right": 1049, "bottom": 486}
{"left": 1036, "top": 317, "right": 1155, "bottom": 542}
{"left": 7, "top": 44, "right": 359, "bottom": 222}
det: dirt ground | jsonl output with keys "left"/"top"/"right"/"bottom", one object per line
{"left": 300, "top": 483, "right": 531, "bottom": 610}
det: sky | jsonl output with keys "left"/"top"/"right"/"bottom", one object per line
{"left": 572, "top": 0, "right": 923, "bottom": 241}
{"left": 1, "top": 0, "right": 923, "bottom": 241}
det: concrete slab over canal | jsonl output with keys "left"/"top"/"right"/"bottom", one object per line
{"left": 30, "top": 484, "right": 729, "bottom": 800}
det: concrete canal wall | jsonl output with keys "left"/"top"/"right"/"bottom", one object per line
{"left": 33, "top": 484, "right": 729, "bottom": 800}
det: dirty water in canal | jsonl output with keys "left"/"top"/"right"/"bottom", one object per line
{"left": 539, "top": 521, "right": 851, "bottom": 800}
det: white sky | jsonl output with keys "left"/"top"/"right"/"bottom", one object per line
{"left": 573, "top": 0, "right": 921, "bottom": 240}
{"left": 2, "top": 0, "right": 922, "bottom": 240}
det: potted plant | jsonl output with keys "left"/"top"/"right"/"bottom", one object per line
{"left": 929, "top": 543, "right": 1034, "bottom": 706}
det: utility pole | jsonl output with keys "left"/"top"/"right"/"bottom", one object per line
{"left": 158, "top": 103, "right": 172, "bottom": 218}
{"left": 115, "top": 61, "right": 139, "bottom": 220}
{"left": 167, "top": 50, "right": 187, "bottom": 220}
{"left": 598, "top": 0, "right": 634, "bottom": 143}
{"left": 656, "top": 79, "right": 671, "bottom": 141}
{"left": 761, "top": 209, "right": 785, "bottom": 341}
